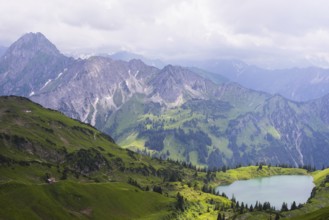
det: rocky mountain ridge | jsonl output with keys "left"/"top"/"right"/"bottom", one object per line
{"left": 1, "top": 33, "right": 329, "bottom": 168}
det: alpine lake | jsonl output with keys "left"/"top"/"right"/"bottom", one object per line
{"left": 216, "top": 175, "right": 315, "bottom": 210}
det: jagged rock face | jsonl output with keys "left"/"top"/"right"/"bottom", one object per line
{"left": 32, "top": 56, "right": 159, "bottom": 126}
{"left": 0, "top": 32, "right": 72, "bottom": 97}
{"left": 2, "top": 32, "right": 329, "bottom": 168}
{"left": 149, "top": 65, "right": 219, "bottom": 104}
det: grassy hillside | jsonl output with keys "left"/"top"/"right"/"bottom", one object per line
{"left": 0, "top": 96, "right": 230, "bottom": 219}
{"left": 1, "top": 96, "right": 329, "bottom": 220}
{"left": 312, "top": 168, "right": 329, "bottom": 185}
{"left": 100, "top": 89, "right": 329, "bottom": 170}
{"left": 0, "top": 96, "right": 178, "bottom": 219}
{"left": 286, "top": 206, "right": 329, "bottom": 220}
{"left": 0, "top": 181, "right": 173, "bottom": 220}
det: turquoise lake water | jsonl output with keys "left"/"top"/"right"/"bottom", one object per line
{"left": 216, "top": 175, "right": 315, "bottom": 210}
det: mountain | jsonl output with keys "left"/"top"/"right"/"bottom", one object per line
{"left": 99, "top": 53, "right": 329, "bottom": 102}
{"left": 107, "top": 91, "right": 329, "bottom": 169}
{"left": 2, "top": 33, "right": 329, "bottom": 169}
{"left": 181, "top": 59, "right": 329, "bottom": 102}
{"left": 31, "top": 56, "right": 159, "bottom": 124}
{"left": 1, "top": 96, "right": 329, "bottom": 220}
{"left": 0, "top": 32, "right": 73, "bottom": 97}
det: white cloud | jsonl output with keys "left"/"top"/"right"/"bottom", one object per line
{"left": 1, "top": 0, "right": 329, "bottom": 68}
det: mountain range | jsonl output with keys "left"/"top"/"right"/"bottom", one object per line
{"left": 1, "top": 32, "right": 329, "bottom": 169}
{"left": 94, "top": 51, "right": 329, "bottom": 102}
{"left": 184, "top": 59, "right": 329, "bottom": 102}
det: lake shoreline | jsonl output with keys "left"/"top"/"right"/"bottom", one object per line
{"left": 215, "top": 175, "right": 315, "bottom": 210}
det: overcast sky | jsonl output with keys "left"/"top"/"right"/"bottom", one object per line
{"left": 1, "top": 0, "right": 329, "bottom": 68}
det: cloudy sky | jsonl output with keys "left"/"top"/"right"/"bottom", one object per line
{"left": 1, "top": 0, "right": 329, "bottom": 68}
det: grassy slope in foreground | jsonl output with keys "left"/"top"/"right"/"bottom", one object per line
{"left": 0, "top": 96, "right": 175, "bottom": 219}
{"left": 0, "top": 181, "right": 173, "bottom": 220}
{"left": 0, "top": 96, "right": 230, "bottom": 219}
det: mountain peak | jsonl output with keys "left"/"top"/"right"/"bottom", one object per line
{"left": 162, "top": 64, "right": 182, "bottom": 72}
{"left": 149, "top": 64, "right": 216, "bottom": 104}
{"left": 0, "top": 33, "right": 70, "bottom": 97}
{"left": 3, "top": 32, "right": 60, "bottom": 59}
{"left": 21, "top": 32, "right": 46, "bottom": 40}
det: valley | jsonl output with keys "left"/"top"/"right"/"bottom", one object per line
{"left": 2, "top": 0, "right": 329, "bottom": 218}
{"left": 1, "top": 32, "right": 329, "bottom": 219}
{"left": 0, "top": 96, "right": 329, "bottom": 219}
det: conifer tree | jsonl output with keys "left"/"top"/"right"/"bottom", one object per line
{"left": 290, "top": 201, "right": 297, "bottom": 210}
{"left": 281, "top": 202, "right": 289, "bottom": 211}
{"left": 176, "top": 192, "right": 185, "bottom": 211}
{"left": 239, "top": 205, "right": 244, "bottom": 214}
